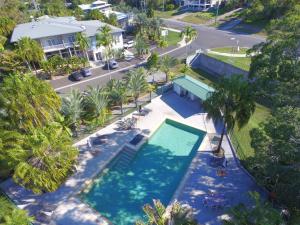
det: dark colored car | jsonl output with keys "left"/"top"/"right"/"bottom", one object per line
{"left": 81, "top": 67, "right": 92, "bottom": 77}
{"left": 71, "top": 71, "right": 83, "bottom": 81}
{"left": 103, "top": 60, "right": 119, "bottom": 70}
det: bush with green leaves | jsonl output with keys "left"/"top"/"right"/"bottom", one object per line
{"left": 223, "top": 192, "right": 284, "bottom": 225}
{"left": 0, "top": 196, "right": 34, "bottom": 225}
{"left": 0, "top": 73, "right": 78, "bottom": 192}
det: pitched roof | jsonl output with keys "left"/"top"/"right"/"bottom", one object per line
{"left": 11, "top": 16, "right": 123, "bottom": 42}
{"left": 173, "top": 75, "right": 215, "bottom": 101}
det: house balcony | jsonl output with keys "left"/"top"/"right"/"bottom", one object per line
{"left": 43, "top": 42, "right": 76, "bottom": 53}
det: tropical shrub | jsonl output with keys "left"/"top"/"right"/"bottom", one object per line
{"left": 0, "top": 73, "right": 61, "bottom": 132}
{"left": 0, "top": 196, "right": 34, "bottom": 225}
{"left": 13, "top": 122, "right": 78, "bottom": 194}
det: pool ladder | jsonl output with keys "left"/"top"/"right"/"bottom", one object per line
{"left": 112, "top": 146, "right": 139, "bottom": 171}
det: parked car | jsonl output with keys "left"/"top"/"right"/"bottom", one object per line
{"left": 103, "top": 60, "right": 119, "bottom": 70}
{"left": 70, "top": 71, "right": 83, "bottom": 81}
{"left": 124, "top": 40, "right": 135, "bottom": 49}
{"left": 81, "top": 67, "right": 92, "bottom": 77}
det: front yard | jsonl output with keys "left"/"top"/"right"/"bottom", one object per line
{"left": 180, "top": 12, "right": 215, "bottom": 24}
{"left": 165, "top": 30, "right": 182, "bottom": 46}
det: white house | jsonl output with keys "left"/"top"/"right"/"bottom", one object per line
{"left": 10, "top": 16, "right": 124, "bottom": 62}
{"left": 181, "top": 0, "right": 220, "bottom": 10}
{"left": 79, "top": 0, "right": 112, "bottom": 15}
{"left": 78, "top": 0, "right": 132, "bottom": 29}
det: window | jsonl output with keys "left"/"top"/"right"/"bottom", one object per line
{"left": 47, "top": 38, "right": 63, "bottom": 46}
{"left": 68, "top": 35, "right": 75, "bottom": 43}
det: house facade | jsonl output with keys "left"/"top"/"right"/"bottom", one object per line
{"left": 181, "top": 0, "right": 220, "bottom": 10}
{"left": 10, "top": 16, "right": 124, "bottom": 62}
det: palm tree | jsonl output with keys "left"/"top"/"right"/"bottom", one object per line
{"left": 126, "top": 67, "right": 148, "bottom": 108}
{"left": 2, "top": 208, "right": 34, "bottom": 225}
{"left": 75, "top": 32, "right": 90, "bottom": 60}
{"left": 148, "top": 83, "right": 156, "bottom": 102}
{"left": 136, "top": 199, "right": 197, "bottom": 225}
{"left": 96, "top": 25, "right": 114, "bottom": 72}
{"left": 61, "top": 89, "right": 83, "bottom": 136}
{"left": 0, "top": 17, "right": 16, "bottom": 37}
{"left": 149, "top": 17, "right": 163, "bottom": 41}
{"left": 0, "top": 35, "right": 7, "bottom": 51}
{"left": 13, "top": 122, "right": 78, "bottom": 194}
{"left": 180, "top": 26, "right": 197, "bottom": 59}
{"left": 203, "top": 75, "right": 256, "bottom": 155}
{"left": 0, "top": 50, "right": 26, "bottom": 75}
{"left": 135, "top": 34, "right": 150, "bottom": 58}
{"left": 109, "top": 80, "right": 128, "bottom": 114}
{"left": 15, "top": 37, "right": 44, "bottom": 72}
{"left": 0, "top": 129, "right": 28, "bottom": 172}
{"left": 134, "top": 13, "right": 149, "bottom": 35}
{"left": 0, "top": 73, "right": 61, "bottom": 132}
{"left": 159, "top": 55, "right": 177, "bottom": 83}
{"left": 84, "top": 86, "right": 108, "bottom": 126}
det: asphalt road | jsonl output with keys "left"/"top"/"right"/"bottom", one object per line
{"left": 52, "top": 19, "right": 265, "bottom": 94}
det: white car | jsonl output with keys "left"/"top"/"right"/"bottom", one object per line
{"left": 124, "top": 40, "right": 135, "bottom": 49}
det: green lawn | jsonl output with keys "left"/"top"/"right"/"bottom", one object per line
{"left": 154, "top": 9, "right": 178, "bottom": 18}
{"left": 206, "top": 53, "right": 251, "bottom": 71}
{"left": 165, "top": 30, "right": 182, "bottom": 46}
{"left": 231, "top": 19, "right": 269, "bottom": 37}
{"left": 180, "top": 12, "right": 215, "bottom": 24}
{"left": 170, "top": 64, "right": 271, "bottom": 163}
{"left": 232, "top": 104, "right": 271, "bottom": 161}
{"left": 211, "top": 47, "right": 249, "bottom": 54}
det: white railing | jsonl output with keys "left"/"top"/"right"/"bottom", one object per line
{"left": 43, "top": 42, "right": 75, "bottom": 51}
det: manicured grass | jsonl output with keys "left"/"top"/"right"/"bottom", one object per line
{"left": 165, "top": 30, "right": 181, "bottom": 46}
{"left": 211, "top": 47, "right": 249, "bottom": 54}
{"left": 231, "top": 104, "right": 271, "bottom": 161}
{"left": 206, "top": 53, "right": 251, "bottom": 71}
{"left": 180, "top": 12, "right": 215, "bottom": 24}
{"left": 154, "top": 10, "right": 178, "bottom": 18}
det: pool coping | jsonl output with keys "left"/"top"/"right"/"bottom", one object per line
{"left": 75, "top": 117, "right": 207, "bottom": 224}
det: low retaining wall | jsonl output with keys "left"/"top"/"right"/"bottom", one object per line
{"left": 190, "top": 53, "right": 249, "bottom": 77}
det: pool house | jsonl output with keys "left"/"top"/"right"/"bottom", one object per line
{"left": 173, "top": 75, "right": 214, "bottom": 101}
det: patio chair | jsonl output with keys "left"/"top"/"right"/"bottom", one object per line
{"left": 217, "top": 168, "right": 227, "bottom": 177}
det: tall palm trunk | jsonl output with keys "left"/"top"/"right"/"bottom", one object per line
{"left": 120, "top": 102, "right": 123, "bottom": 114}
{"left": 149, "top": 90, "right": 152, "bottom": 102}
{"left": 216, "top": 122, "right": 226, "bottom": 153}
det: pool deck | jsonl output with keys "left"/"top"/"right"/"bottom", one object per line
{"left": 0, "top": 92, "right": 264, "bottom": 225}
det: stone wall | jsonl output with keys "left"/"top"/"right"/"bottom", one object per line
{"left": 190, "top": 53, "right": 249, "bottom": 77}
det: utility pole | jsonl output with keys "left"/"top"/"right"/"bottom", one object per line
{"left": 215, "top": 0, "right": 220, "bottom": 25}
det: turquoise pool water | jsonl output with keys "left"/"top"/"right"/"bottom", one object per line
{"left": 83, "top": 119, "right": 205, "bottom": 224}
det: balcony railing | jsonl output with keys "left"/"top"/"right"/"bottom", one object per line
{"left": 42, "top": 42, "right": 76, "bottom": 51}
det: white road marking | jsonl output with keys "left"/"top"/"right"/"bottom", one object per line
{"left": 54, "top": 44, "right": 190, "bottom": 91}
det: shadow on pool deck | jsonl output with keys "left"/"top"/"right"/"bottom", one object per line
{"left": 177, "top": 139, "right": 265, "bottom": 225}
{"left": 161, "top": 92, "right": 205, "bottom": 118}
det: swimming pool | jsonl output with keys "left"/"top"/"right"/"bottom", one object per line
{"left": 82, "top": 119, "right": 205, "bottom": 224}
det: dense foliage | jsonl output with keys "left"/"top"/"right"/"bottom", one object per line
{"left": 223, "top": 192, "right": 284, "bottom": 225}
{"left": 243, "top": 3, "right": 300, "bottom": 219}
{"left": 0, "top": 74, "right": 78, "bottom": 194}
{"left": 0, "top": 196, "right": 34, "bottom": 225}
{"left": 136, "top": 199, "right": 197, "bottom": 225}
{"left": 244, "top": 0, "right": 298, "bottom": 22}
